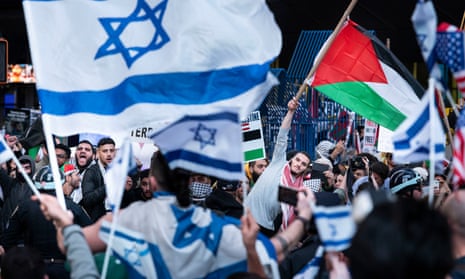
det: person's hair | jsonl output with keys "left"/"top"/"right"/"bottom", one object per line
{"left": 55, "top": 143, "right": 71, "bottom": 158}
{"left": 248, "top": 158, "right": 269, "bottom": 168}
{"left": 78, "top": 140, "right": 95, "bottom": 154}
{"left": 150, "top": 150, "right": 191, "bottom": 207}
{"left": 97, "top": 137, "right": 115, "bottom": 148}
{"left": 356, "top": 181, "right": 375, "bottom": 195}
{"left": 347, "top": 199, "right": 453, "bottom": 279}
{"left": 139, "top": 169, "right": 150, "bottom": 180}
{"left": 1, "top": 246, "right": 46, "bottom": 279}
{"left": 370, "top": 161, "right": 389, "bottom": 180}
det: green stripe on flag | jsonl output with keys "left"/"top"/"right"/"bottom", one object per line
{"left": 244, "top": 148, "right": 264, "bottom": 162}
{"left": 315, "top": 81, "right": 407, "bottom": 131}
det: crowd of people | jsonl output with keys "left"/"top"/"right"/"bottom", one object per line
{"left": 0, "top": 98, "right": 463, "bottom": 279}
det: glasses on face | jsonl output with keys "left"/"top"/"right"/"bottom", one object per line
{"left": 56, "top": 154, "right": 67, "bottom": 159}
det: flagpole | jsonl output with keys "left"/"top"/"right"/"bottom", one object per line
{"left": 101, "top": 139, "right": 131, "bottom": 279}
{"left": 460, "top": 10, "right": 465, "bottom": 30}
{"left": 42, "top": 117, "right": 67, "bottom": 210}
{"left": 294, "top": 0, "right": 358, "bottom": 101}
{"left": 428, "top": 78, "right": 436, "bottom": 207}
{"left": 435, "top": 88, "right": 454, "bottom": 155}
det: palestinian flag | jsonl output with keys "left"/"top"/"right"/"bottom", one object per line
{"left": 307, "top": 20, "right": 424, "bottom": 131}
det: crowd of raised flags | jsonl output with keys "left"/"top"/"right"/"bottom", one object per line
{"left": 0, "top": 0, "right": 462, "bottom": 278}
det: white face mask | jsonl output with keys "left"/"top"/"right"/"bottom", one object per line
{"left": 189, "top": 182, "right": 212, "bottom": 201}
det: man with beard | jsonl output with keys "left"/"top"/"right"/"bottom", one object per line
{"left": 246, "top": 159, "right": 269, "bottom": 188}
{"left": 245, "top": 99, "right": 311, "bottom": 237}
{"left": 70, "top": 140, "right": 95, "bottom": 204}
{"left": 80, "top": 137, "right": 116, "bottom": 223}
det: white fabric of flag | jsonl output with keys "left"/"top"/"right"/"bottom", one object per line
{"left": 22, "top": 0, "right": 282, "bottom": 142}
{"left": 104, "top": 138, "right": 137, "bottom": 211}
{"left": 99, "top": 195, "right": 279, "bottom": 278}
{"left": 411, "top": 0, "right": 448, "bottom": 94}
{"left": 392, "top": 83, "right": 445, "bottom": 164}
{"left": 312, "top": 205, "right": 355, "bottom": 252}
{"left": 411, "top": 0, "right": 438, "bottom": 72}
{"left": 0, "top": 137, "right": 14, "bottom": 164}
{"left": 150, "top": 108, "right": 243, "bottom": 181}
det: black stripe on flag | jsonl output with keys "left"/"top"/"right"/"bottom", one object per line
{"left": 243, "top": 129, "right": 261, "bottom": 142}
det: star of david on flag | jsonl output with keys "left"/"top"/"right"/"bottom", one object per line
{"left": 95, "top": 0, "right": 169, "bottom": 67}
{"left": 150, "top": 108, "right": 244, "bottom": 181}
{"left": 312, "top": 205, "right": 356, "bottom": 252}
{"left": 22, "top": 0, "right": 282, "bottom": 143}
{"left": 190, "top": 123, "right": 217, "bottom": 150}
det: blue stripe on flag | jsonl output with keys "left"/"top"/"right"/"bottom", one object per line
{"left": 38, "top": 63, "right": 270, "bottom": 116}
{"left": 394, "top": 103, "right": 428, "bottom": 150}
{"left": 164, "top": 149, "right": 243, "bottom": 172}
{"left": 322, "top": 238, "right": 353, "bottom": 247}
{"left": 102, "top": 224, "right": 172, "bottom": 279}
{"left": 0, "top": 143, "right": 5, "bottom": 153}
{"left": 312, "top": 210, "right": 351, "bottom": 219}
{"left": 100, "top": 226, "right": 146, "bottom": 245}
{"left": 164, "top": 112, "right": 240, "bottom": 129}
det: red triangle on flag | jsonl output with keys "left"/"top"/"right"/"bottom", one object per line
{"left": 312, "top": 20, "right": 388, "bottom": 86}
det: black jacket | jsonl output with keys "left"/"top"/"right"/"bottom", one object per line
{"left": 2, "top": 194, "right": 91, "bottom": 258}
{"left": 79, "top": 162, "right": 106, "bottom": 223}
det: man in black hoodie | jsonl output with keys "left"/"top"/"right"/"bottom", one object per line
{"left": 0, "top": 155, "right": 36, "bottom": 235}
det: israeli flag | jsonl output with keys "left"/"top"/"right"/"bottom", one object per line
{"left": 23, "top": 0, "right": 281, "bottom": 142}
{"left": 293, "top": 246, "right": 324, "bottom": 279}
{"left": 104, "top": 138, "right": 138, "bottom": 211}
{"left": 150, "top": 107, "right": 243, "bottom": 181}
{"left": 99, "top": 196, "right": 279, "bottom": 278}
{"left": 0, "top": 137, "right": 14, "bottom": 164}
{"left": 313, "top": 205, "right": 355, "bottom": 252}
{"left": 392, "top": 81, "right": 445, "bottom": 164}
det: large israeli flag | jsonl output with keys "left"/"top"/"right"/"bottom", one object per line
{"left": 23, "top": 0, "right": 281, "bottom": 142}
{"left": 150, "top": 107, "right": 243, "bottom": 181}
{"left": 99, "top": 195, "right": 279, "bottom": 278}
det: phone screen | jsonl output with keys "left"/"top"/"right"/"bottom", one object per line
{"left": 278, "top": 185, "right": 298, "bottom": 206}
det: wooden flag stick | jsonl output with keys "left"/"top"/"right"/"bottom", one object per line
{"left": 294, "top": 0, "right": 358, "bottom": 101}
{"left": 435, "top": 89, "right": 454, "bottom": 152}
{"left": 460, "top": 10, "right": 465, "bottom": 30}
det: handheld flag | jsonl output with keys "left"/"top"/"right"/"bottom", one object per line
{"left": 411, "top": 0, "right": 438, "bottom": 72}
{"left": 453, "top": 108, "right": 465, "bottom": 189}
{"left": 0, "top": 137, "right": 14, "bottom": 164}
{"left": 312, "top": 205, "right": 355, "bottom": 251}
{"left": 435, "top": 22, "right": 465, "bottom": 97}
{"left": 23, "top": 0, "right": 282, "bottom": 141}
{"left": 104, "top": 138, "right": 137, "bottom": 211}
{"left": 392, "top": 79, "right": 445, "bottom": 164}
{"left": 150, "top": 108, "right": 243, "bottom": 181}
{"left": 306, "top": 20, "right": 423, "bottom": 131}
{"left": 0, "top": 137, "right": 41, "bottom": 197}
{"left": 293, "top": 246, "right": 324, "bottom": 279}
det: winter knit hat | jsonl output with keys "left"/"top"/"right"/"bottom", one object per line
{"left": 63, "top": 163, "right": 78, "bottom": 176}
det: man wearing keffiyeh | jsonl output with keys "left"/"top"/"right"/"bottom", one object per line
{"left": 245, "top": 98, "right": 311, "bottom": 237}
